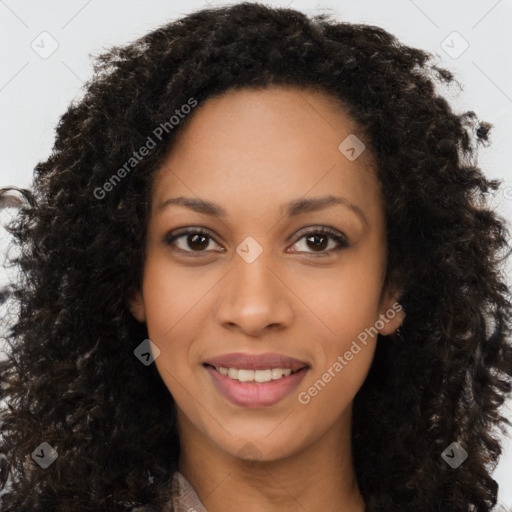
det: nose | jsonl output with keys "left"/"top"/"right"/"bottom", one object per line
{"left": 214, "top": 249, "right": 294, "bottom": 337}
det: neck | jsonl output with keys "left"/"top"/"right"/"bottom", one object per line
{"left": 177, "top": 407, "right": 365, "bottom": 512}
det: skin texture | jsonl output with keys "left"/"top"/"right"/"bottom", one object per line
{"left": 129, "top": 85, "right": 405, "bottom": 512}
{"left": 2, "top": 5, "right": 512, "bottom": 511}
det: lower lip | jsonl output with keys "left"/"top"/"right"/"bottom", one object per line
{"left": 204, "top": 365, "right": 309, "bottom": 408}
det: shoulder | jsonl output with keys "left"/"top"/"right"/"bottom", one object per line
{"left": 129, "top": 470, "right": 208, "bottom": 512}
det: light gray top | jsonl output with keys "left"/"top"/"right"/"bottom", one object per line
{"left": 167, "top": 470, "right": 208, "bottom": 512}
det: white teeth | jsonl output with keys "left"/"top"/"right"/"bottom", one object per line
{"left": 255, "top": 369, "right": 271, "bottom": 382}
{"left": 216, "top": 366, "right": 300, "bottom": 383}
{"left": 271, "top": 368, "right": 283, "bottom": 380}
{"left": 238, "top": 369, "right": 254, "bottom": 382}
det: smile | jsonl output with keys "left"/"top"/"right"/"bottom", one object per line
{"left": 203, "top": 363, "right": 309, "bottom": 407}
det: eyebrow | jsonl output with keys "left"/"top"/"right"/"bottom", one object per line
{"left": 157, "top": 194, "right": 368, "bottom": 226}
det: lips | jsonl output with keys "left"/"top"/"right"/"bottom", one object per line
{"left": 203, "top": 352, "right": 309, "bottom": 371}
{"left": 204, "top": 363, "right": 309, "bottom": 407}
{"left": 203, "top": 352, "right": 311, "bottom": 407}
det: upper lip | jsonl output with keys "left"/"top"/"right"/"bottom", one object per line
{"left": 203, "top": 352, "right": 309, "bottom": 371}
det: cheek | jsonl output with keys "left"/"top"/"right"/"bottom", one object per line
{"left": 140, "top": 257, "right": 222, "bottom": 398}
{"left": 296, "top": 306, "right": 378, "bottom": 422}
{"left": 290, "top": 252, "right": 384, "bottom": 406}
{"left": 290, "top": 254, "right": 385, "bottom": 344}
{"left": 296, "top": 343, "right": 376, "bottom": 434}
{"left": 141, "top": 257, "right": 211, "bottom": 343}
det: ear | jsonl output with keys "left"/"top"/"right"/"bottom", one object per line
{"left": 376, "top": 285, "right": 406, "bottom": 337}
{"left": 128, "top": 288, "right": 146, "bottom": 323}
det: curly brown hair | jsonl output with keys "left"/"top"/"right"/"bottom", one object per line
{"left": 1, "top": 2, "right": 512, "bottom": 511}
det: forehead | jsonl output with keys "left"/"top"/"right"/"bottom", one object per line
{"left": 151, "top": 85, "right": 382, "bottom": 221}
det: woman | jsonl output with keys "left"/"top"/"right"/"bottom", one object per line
{"left": 1, "top": 3, "right": 511, "bottom": 511}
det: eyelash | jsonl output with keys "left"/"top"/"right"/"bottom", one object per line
{"left": 163, "top": 226, "right": 349, "bottom": 257}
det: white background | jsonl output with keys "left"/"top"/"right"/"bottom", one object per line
{"left": 1, "top": 0, "right": 511, "bottom": 508}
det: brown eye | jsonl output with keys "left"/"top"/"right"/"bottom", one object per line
{"left": 289, "top": 228, "right": 349, "bottom": 255}
{"left": 164, "top": 228, "right": 222, "bottom": 254}
{"left": 305, "top": 233, "right": 329, "bottom": 251}
{"left": 185, "top": 233, "right": 210, "bottom": 251}
{"left": 164, "top": 226, "right": 348, "bottom": 257}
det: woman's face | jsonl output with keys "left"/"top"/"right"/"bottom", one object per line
{"left": 130, "top": 85, "right": 404, "bottom": 463}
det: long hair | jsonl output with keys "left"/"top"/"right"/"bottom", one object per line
{"left": 1, "top": 3, "right": 511, "bottom": 511}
